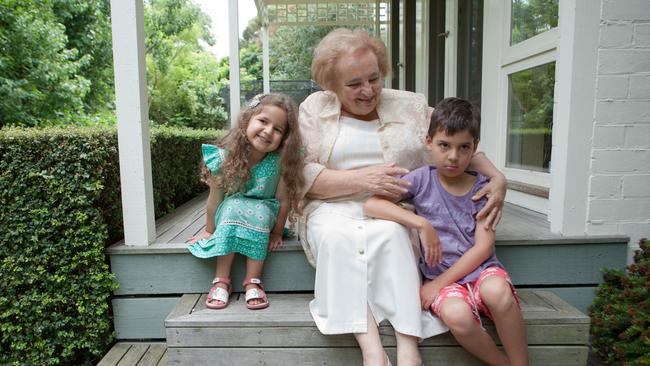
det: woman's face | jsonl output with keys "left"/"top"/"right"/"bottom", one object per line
{"left": 334, "top": 48, "right": 382, "bottom": 121}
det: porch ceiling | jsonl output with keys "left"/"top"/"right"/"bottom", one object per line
{"left": 255, "top": 0, "right": 388, "bottom": 27}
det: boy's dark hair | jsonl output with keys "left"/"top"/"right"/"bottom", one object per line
{"left": 428, "top": 97, "right": 481, "bottom": 141}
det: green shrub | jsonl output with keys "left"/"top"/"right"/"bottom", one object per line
{"left": 590, "top": 239, "right": 650, "bottom": 366}
{"left": 0, "top": 126, "right": 221, "bottom": 365}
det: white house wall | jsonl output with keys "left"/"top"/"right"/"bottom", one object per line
{"left": 589, "top": 0, "right": 650, "bottom": 261}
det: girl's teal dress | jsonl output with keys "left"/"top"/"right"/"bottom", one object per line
{"left": 188, "top": 144, "right": 281, "bottom": 261}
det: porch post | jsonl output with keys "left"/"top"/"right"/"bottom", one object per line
{"left": 549, "top": 0, "right": 600, "bottom": 234}
{"left": 262, "top": 25, "right": 270, "bottom": 94}
{"left": 110, "top": 0, "right": 156, "bottom": 246}
{"left": 228, "top": 0, "right": 241, "bottom": 127}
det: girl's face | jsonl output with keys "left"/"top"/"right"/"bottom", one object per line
{"left": 426, "top": 129, "right": 477, "bottom": 179}
{"left": 246, "top": 104, "right": 288, "bottom": 157}
{"left": 334, "top": 48, "right": 382, "bottom": 121}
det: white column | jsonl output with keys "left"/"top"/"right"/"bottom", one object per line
{"left": 262, "top": 25, "right": 270, "bottom": 93}
{"left": 444, "top": 0, "right": 458, "bottom": 97}
{"left": 548, "top": 0, "right": 600, "bottom": 234}
{"left": 228, "top": 0, "right": 241, "bottom": 128}
{"left": 110, "top": 0, "right": 155, "bottom": 246}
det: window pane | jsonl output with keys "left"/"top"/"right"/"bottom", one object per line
{"left": 510, "top": 0, "right": 558, "bottom": 45}
{"left": 506, "top": 62, "right": 555, "bottom": 173}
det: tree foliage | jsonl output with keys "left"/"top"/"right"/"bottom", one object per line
{"left": 144, "top": 0, "right": 228, "bottom": 129}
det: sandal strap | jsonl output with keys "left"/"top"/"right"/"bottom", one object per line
{"left": 208, "top": 286, "right": 230, "bottom": 303}
{"left": 245, "top": 287, "right": 267, "bottom": 303}
{"left": 242, "top": 277, "right": 264, "bottom": 289}
{"left": 212, "top": 276, "right": 231, "bottom": 287}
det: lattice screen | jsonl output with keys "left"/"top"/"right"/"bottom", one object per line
{"left": 257, "top": 1, "right": 388, "bottom": 27}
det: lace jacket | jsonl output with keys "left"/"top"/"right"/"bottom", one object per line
{"left": 298, "top": 89, "right": 434, "bottom": 267}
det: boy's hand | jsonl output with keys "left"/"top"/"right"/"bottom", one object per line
{"left": 268, "top": 232, "right": 283, "bottom": 251}
{"left": 417, "top": 218, "right": 441, "bottom": 267}
{"left": 420, "top": 279, "right": 444, "bottom": 310}
{"left": 187, "top": 230, "right": 212, "bottom": 244}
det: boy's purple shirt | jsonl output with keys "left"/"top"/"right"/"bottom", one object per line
{"left": 401, "top": 165, "right": 503, "bottom": 284}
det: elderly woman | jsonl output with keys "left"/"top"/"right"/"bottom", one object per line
{"left": 298, "top": 28, "right": 507, "bottom": 366}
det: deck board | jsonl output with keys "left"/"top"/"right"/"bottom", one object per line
{"left": 107, "top": 194, "right": 628, "bottom": 255}
{"left": 98, "top": 343, "right": 167, "bottom": 366}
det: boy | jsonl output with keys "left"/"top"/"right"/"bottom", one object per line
{"left": 364, "top": 98, "right": 528, "bottom": 366}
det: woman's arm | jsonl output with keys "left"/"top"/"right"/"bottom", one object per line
{"left": 188, "top": 178, "right": 224, "bottom": 243}
{"left": 468, "top": 152, "right": 507, "bottom": 230}
{"left": 269, "top": 178, "right": 289, "bottom": 251}
{"left": 308, "top": 164, "right": 411, "bottom": 201}
{"left": 363, "top": 196, "right": 441, "bottom": 266}
{"left": 420, "top": 217, "right": 496, "bottom": 309}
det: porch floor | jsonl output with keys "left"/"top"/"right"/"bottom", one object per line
{"left": 107, "top": 192, "right": 628, "bottom": 255}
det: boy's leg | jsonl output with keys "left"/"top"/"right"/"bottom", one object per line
{"left": 394, "top": 331, "right": 421, "bottom": 366}
{"left": 354, "top": 305, "right": 390, "bottom": 366}
{"left": 478, "top": 275, "right": 528, "bottom": 366}
{"left": 244, "top": 257, "right": 266, "bottom": 306}
{"left": 438, "top": 297, "right": 508, "bottom": 366}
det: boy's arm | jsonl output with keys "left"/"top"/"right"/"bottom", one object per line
{"left": 363, "top": 196, "right": 441, "bottom": 266}
{"left": 269, "top": 178, "right": 289, "bottom": 251}
{"left": 188, "top": 177, "right": 224, "bottom": 243}
{"left": 420, "top": 216, "right": 496, "bottom": 309}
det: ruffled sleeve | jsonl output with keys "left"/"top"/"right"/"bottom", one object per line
{"left": 201, "top": 144, "right": 225, "bottom": 175}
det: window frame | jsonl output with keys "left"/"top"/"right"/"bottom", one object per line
{"left": 494, "top": 1, "right": 559, "bottom": 191}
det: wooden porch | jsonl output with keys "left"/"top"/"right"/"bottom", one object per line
{"left": 103, "top": 191, "right": 628, "bottom": 365}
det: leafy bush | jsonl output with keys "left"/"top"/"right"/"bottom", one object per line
{"left": 590, "top": 239, "right": 650, "bottom": 366}
{"left": 0, "top": 125, "right": 221, "bottom": 365}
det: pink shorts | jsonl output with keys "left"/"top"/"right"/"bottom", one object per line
{"left": 430, "top": 267, "right": 520, "bottom": 325}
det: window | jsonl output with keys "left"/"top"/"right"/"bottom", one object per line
{"left": 481, "top": 0, "right": 559, "bottom": 211}
{"left": 506, "top": 61, "right": 555, "bottom": 172}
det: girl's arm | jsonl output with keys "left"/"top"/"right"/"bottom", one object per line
{"left": 188, "top": 177, "right": 224, "bottom": 243}
{"left": 420, "top": 217, "right": 496, "bottom": 309}
{"left": 269, "top": 178, "right": 289, "bottom": 251}
{"left": 363, "top": 196, "right": 441, "bottom": 266}
{"left": 468, "top": 152, "right": 507, "bottom": 230}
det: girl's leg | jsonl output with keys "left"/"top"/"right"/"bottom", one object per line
{"left": 439, "top": 298, "right": 508, "bottom": 366}
{"left": 479, "top": 276, "right": 528, "bottom": 366}
{"left": 209, "top": 253, "right": 235, "bottom": 306}
{"left": 354, "top": 305, "right": 389, "bottom": 366}
{"left": 244, "top": 257, "right": 265, "bottom": 306}
{"left": 394, "top": 331, "right": 422, "bottom": 366}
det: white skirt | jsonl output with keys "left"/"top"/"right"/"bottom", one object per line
{"left": 306, "top": 200, "right": 447, "bottom": 338}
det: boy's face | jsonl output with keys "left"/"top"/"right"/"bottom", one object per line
{"left": 425, "top": 129, "right": 478, "bottom": 178}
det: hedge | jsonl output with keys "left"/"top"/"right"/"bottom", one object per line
{"left": 0, "top": 126, "right": 222, "bottom": 365}
{"left": 590, "top": 239, "right": 649, "bottom": 365}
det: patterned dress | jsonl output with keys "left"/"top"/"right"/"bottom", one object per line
{"left": 188, "top": 144, "right": 281, "bottom": 261}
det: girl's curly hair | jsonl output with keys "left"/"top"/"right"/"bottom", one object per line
{"left": 202, "top": 93, "right": 305, "bottom": 222}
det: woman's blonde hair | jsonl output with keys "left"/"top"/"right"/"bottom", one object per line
{"left": 202, "top": 93, "right": 305, "bottom": 221}
{"left": 311, "top": 28, "right": 389, "bottom": 91}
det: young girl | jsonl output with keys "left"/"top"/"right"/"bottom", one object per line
{"left": 364, "top": 98, "right": 528, "bottom": 365}
{"left": 188, "top": 93, "right": 304, "bottom": 310}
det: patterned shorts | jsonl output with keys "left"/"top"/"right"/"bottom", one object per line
{"left": 430, "top": 267, "right": 520, "bottom": 325}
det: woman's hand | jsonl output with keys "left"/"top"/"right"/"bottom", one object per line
{"left": 420, "top": 279, "right": 444, "bottom": 310}
{"left": 187, "top": 230, "right": 212, "bottom": 244}
{"left": 417, "top": 218, "right": 441, "bottom": 267}
{"left": 355, "top": 163, "right": 411, "bottom": 200}
{"left": 472, "top": 174, "right": 507, "bottom": 231}
{"left": 268, "top": 232, "right": 283, "bottom": 252}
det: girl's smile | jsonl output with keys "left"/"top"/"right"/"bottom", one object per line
{"left": 246, "top": 105, "right": 287, "bottom": 162}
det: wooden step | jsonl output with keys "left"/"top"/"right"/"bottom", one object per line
{"left": 164, "top": 290, "right": 590, "bottom": 366}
